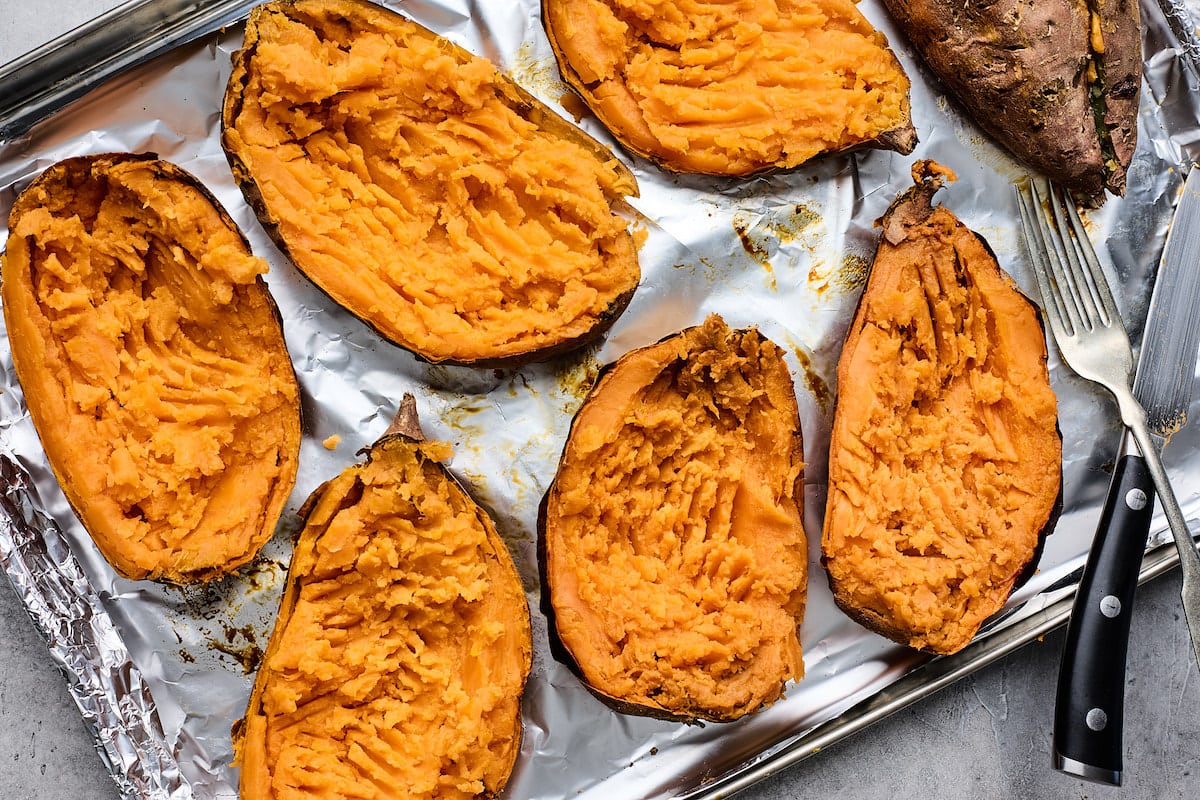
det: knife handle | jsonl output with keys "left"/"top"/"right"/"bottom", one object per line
{"left": 1053, "top": 442, "right": 1155, "bottom": 786}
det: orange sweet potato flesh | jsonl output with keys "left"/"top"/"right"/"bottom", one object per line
{"left": 543, "top": 0, "right": 917, "bottom": 175}
{"left": 1, "top": 153, "right": 301, "bottom": 583}
{"left": 821, "top": 162, "right": 1062, "bottom": 655}
{"left": 542, "top": 315, "right": 806, "bottom": 721}
{"left": 222, "top": 0, "right": 640, "bottom": 367}
{"left": 236, "top": 398, "right": 532, "bottom": 800}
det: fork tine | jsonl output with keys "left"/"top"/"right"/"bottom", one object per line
{"left": 1016, "top": 180, "right": 1076, "bottom": 338}
{"left": 1034, "top": 180, "right": 1092, "bottom": 331}
{"left": 1044, "top": 183, "right": 1105, "bottom": 332}
{"left": 1055, "top": 185, "right": 1122, "bottom": 330}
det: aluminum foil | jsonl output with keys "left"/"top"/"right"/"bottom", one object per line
{"left": 1, "top": 1, "right": 1200, "bottom": 798}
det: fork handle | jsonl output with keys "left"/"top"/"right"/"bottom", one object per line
{"left": 1053, "top": 432, "right": 1154, "bottom": 785}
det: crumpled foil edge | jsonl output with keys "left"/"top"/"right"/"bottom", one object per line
{"left": 1156, "top": 0, "right": 1200, "bottom": 73}
{"left": 0, "top": 454, "right": 192, "bottom": 800}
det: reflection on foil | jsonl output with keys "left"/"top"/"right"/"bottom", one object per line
{"left": 1, "top": 0, "right": 1200, "bottom": 798}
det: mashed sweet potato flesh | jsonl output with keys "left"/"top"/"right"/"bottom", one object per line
{"left": 1, "top": 154, "right": 300, "bottom": 582}
{"left": 223, "top": 0, "right": 640, "bottom": 364}
{"left": 237, "top": 435, "right": 532, "bottom": 800}
{"left": 545, "top": 0, "right": 914, "bottom": 174}
{"left": 822, "top": 198, "right": 1060, "bottom": 655}
{"left": 544, "top": 316, "right": 806, "bottom": 720}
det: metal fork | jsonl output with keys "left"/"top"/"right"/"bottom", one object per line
{"left": 1015, "top": 178, "right": 1200, "bottom": 670}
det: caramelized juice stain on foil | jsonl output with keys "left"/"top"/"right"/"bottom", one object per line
{"left": 208, "top": 623, "right": 265, "bottom": 675}
{"left": 810, "top": 252, "right": 871, "bottom": 297}
{"left": 510, "top": 41, "right": 570, "bottom": 103}
{"left": 793, "top": 345, "right": 832, "bottom": 415}
{"left": 734, "top": 203, "right": 824, "bottom": 289}
{"left": 161, "top": 535, "right": 289, "bottom": 675}
{"left": 554, "top": 348, "right": 603, "bottom": 408}
{"left": 432, "top": 352, "right": 602, "bottom": 585}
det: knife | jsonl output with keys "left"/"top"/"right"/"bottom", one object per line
{"left": 1053, "top": 165, "right": 1200, "bottom": 785}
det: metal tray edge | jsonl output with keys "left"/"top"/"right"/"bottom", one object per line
{"left": 0, "top": 0, "right": 258, "bottom": 142}
{"left": 690, "top": 542, "right": 1185, "bottom": 799}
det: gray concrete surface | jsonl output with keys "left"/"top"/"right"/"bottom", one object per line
{"left": 2, "top": 557, "right": 1197, "bottom": 799}
{"left": 1, "top": 2, "right": 1199, "bottom": 799}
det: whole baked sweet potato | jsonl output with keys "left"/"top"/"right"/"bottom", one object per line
{"left": 821, "top": 161, "right": 1062, "bottom": 655}
{"left": 543, "top": 0, "right": 917, "bottom": 176}
{"left": 1, "top": 153, "right": 301, "bottom": 583}
{"left": 881, "top": 0, "right": 1140, "bottom": 200}
{"left": 236, "top": 395, "right": 532, "bottom": 800}
{"left": 541, "top": 315, "right": 807, "bottom": 721}
{"left": 223, "top": 0, "right": 641, "bottom": 367}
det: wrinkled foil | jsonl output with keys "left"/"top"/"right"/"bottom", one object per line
{"left": 1, "top": 1, "right": 1200, "bottom": 798}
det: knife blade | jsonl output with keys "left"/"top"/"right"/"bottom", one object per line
{"left": 1053, "top": 164, "right": 1200, "bottom": 785}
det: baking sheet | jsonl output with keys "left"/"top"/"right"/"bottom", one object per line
{"left": 2, "top": 1, "right": 1200, "bottom": 798}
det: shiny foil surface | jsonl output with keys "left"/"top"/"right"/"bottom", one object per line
{"left": 1, "top": 1, "right": 1200, "bottom": 798}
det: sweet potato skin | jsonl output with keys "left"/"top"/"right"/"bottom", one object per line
{"left": 881, "top": 0, "right": 1140, "bottom": 200}
{"left": 1, "top": 152, "right": 301, "bottom": 583}
{"left": 542, "top": 0, "right": 917, "bottom": 177}
{"left": 540, "top": 315, "right": 807, "bottom": 722}
{"left": 221, "top": 0, "right": 641, "bottom": 368}
{"left": 236, "top": 398, "right": 532, "bottom": 800}
{"left": 821, "top": 162, "right": 1062, "bottom": 655}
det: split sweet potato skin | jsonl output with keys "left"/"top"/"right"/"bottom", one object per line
{"left": 1, "top": 152, "right": 301, "bottom": 583}
{"left": 222, "top": 0, "right": 641, "bottom": 367}
{"left": 543, "top": 0, "right": 917, "bottom": 176}
{"left": 541, "top": 315, "right": 807, "bottom": 722}
{"left": 881, "top": 0, "right": 1141, "bottom": 200}
{"left": 821, "top": 162, "right": 1062, "bottom": 655}
{"left": 236, "top": 400, "right": 533, "bottom": 800}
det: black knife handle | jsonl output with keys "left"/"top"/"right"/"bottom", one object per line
{"left": 1053, "top": 448, "right": 1155, "bottom": 785}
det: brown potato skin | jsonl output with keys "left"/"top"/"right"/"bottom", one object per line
{"left": 881, "top": 0, "right": 1140, "bottom": 200}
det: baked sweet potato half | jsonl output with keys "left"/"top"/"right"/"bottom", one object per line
{"left": 541, "top": 315, "right": 807, "bottom": 721}
{"left": 543, "top": 0, "right": 917, "bottom": 176}
{"left": 222, "top": 0, "right": 641, "bottom": 367}
{"left": 1, "top": 152, "right": 301, "bottom": 583}
{"left": 821, "top": 161, "right": 1061, "bottom": 655}
{"left": 235, "top": 395, "right": 532, "bottom": 800}
{"left": 881, "top": 0, "right": 1141, "bottom": 200}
